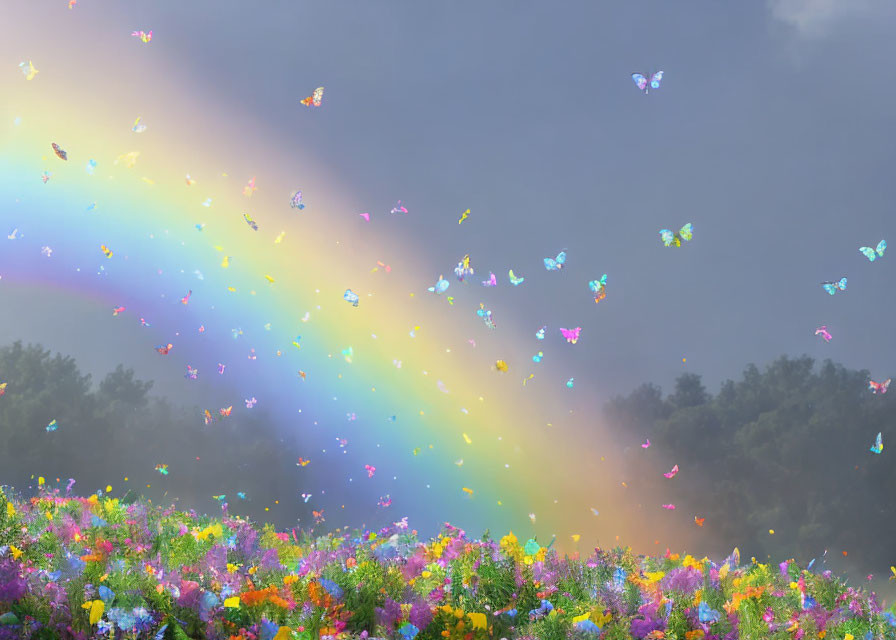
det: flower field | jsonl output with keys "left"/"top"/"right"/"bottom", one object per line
{"left": 0, "top": 488, "right": 892, "bottom": 640}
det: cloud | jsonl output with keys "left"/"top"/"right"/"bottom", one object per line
{"left": 767, "top": 0, "right": 881, "bottom": 36}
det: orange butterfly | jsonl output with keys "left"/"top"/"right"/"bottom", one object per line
{"left": 203, "top": 409, "right": 214, "bottom": 425}
{"left": 297, "top": 457, "right": 311, "bottom": 467}
{"left": 219, "top": 406, "right": 233, "bottom": 417}
{"left": 298, "top": 370, "right": 307, "bottom": 380}
{"left": 300, "top": 87, "right": 324, "bottom": 107}
{"left": 694, "top": 516, "right": 705, "bottom": 527}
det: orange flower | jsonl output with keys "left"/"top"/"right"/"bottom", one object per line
{"left": 346, "top": 557, "right": 357, "bottom": 568}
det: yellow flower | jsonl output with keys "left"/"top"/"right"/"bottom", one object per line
{"left": 87, "top": 600, "right": 104, "bottom": 624}
{"left": 421, "top": 570, "right": 432, "bottom": 578}
{"left": 500, "top": 532, "right": 518, "bottom": 548}
{"left": 9, "top": 546, "right": 22, "bottom": 560}
{"left": 468, "top": 612, "right": 487, "bottom": 630}
{"left": 572, "top": 613, "right": 590, "bottom": 624}
{"left": 272, "top": 628, "right": 293, "bottom": 640}
{"left": 645, "top": 571, "right": 665, "bottom": 583}
{"left": 6, "top": 502, "right": 14, "bottom": 517}
{"left": 227, "top": 563, "right": 238, "bottom": 573}
{"left": 454, "top": 608, "right": 464, "bottom": 619}
{"left": 224, "top": 597, "right": 241, "bottom": 608}
{"left": 441, "top": 605, "right": 454, "bottom": 615}
{"left": 594, "top": 611, "right": 611, "bottom": 627}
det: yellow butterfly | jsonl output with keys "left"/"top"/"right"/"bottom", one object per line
{"left": 458, "top": 208, "right": 470, "bottom": 224}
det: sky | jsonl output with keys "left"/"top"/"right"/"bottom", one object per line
{"left": 1, "top": 0, "right": 896, "bottom": 565}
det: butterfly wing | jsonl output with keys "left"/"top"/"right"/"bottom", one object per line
{"left": 632, "top": 73, "right": 649, "bottom": 91}
{"left": 312, "top": 87, "right": 324, "bottom": 107}
{"left": 556, "top": 251, "right": 567, "bottom": 266}
{"left": 878, "top": 239, "right": 888, "bottom": 257}
{"left": 660, "top": 229, "right": 675, "bottom": 247}
{"left": 544, "top": 257, "right": 558, "bottom": 271}
{"left": 860, "top": 247, "right": 877, "bottom": 261}
{"left": 822, "top": 283, "right": 836, "bottom": 295}
{"left": 871, "top": 432, "right": 883, "bottom": 453}
{"left": 883, "top": 379, "right": 892, "bottom": 393}
{"left": 650, "top": 71, "right": 664, "bottom": 89}
{"left": 678, "top": 223, "right": 693, "bottom": 242}
{"left": 838, "top": 277, "right": 847, "bottom": 290}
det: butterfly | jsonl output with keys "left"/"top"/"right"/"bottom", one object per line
{"left": 86, "top": 159, "right": 97, "bottom": 174}
{"left": 458, "top": 208, "right": 470, "bottom": 224}
{"left": 19, "top": 61, "right": 38, "bottom": 80}
{"left": 533, "top": 351, "right": 544, "bottom": 363}
{"left": 155, "top": 343, "right": 173, "bottom": 355}
{"left": 364, "top": 464, "right": 376, "bottom": 478}
{"left": 391, "top": 200, "right": 407, "bottom": 214}
{"left": 131, "top": 30, "right": 152, "bottom": 43}
{"left": 660, "top": 223, "right": 693, "bottom": 247}
{"left": 536, "top": 326, "right": 546, "bottom": 340}
{"left": 100, "top": 245, "right": 113, "bottom": 259}
{"left": 344, "top": 289, "right": 360, "bottom": 306}
{"left": 243, "top": 177, "right": 257, "bottom": 197}
{"left": 359, "top": 212, "right": 370, "bottom": 221}
{"left": 821, "top": 277, "right": 847, "bottom": 295}
{"left": 342, "top": 346, "right": 353, "bottom": 363}
{"left": 0, "top": 382, "right": 6, "bottom": 396}
{"left": 217, "top": 363, "right": 226, "bottom": 375}
{"left": 300, "top": 87, "right": 324, "bottom": 107}
{"left": 184, "top": 366, "right": 198, "bottom": 380}
{"left": 641, "top": 439, "right": 651, "bottom": 448}
{"left": 377, "top": 495, "right": 392, "bottom": 508}
{"left": 219, "top": 406, "right": 233, "bottom": 417}
{"left": 202, "top": 198, "right": 212, "bottom": 207}
{"left": 695, "top": 516, "right": 705, "bottom": 527}
{"left": 461, "top": 487, "right": 474, "bottom": 498}
{"left": 544, "top": 251, "right": 567, "bottom": 271}
{"left": 346, "top": 412, "right": 357, "bottom": 421}
{"left": 245, "top": 397, "right": 257, "bottom": 408}
{"left": 49, "top": 143, "right": 69, "bottom": 162}
{"left": 663, "top": 464, "right": 679, "bottom": 479}
{"left": 46, "top": 419, "right": 58, "bottom": 432}
{"left": 290, "top": 191, "right": 305, "bottom": 209}
{"left": 869, "top": 378, "right": 891, "bottom": 394}
{"left": 237, "top": 492, "right": 247, "bottom": 500}
{"left": 155, "top": 464, "right": 168, "bottom": 475}
{"left": 560, "top": 327, "right": 581, "bottom": 344}
{"left": 203, "top": 410, "right": 214, "bottom": 425}
{"left": 632, "top": 71, "right": 663, "bottom": 93}
{"left": 181, "top": 290, "right": 192, "bottom": 305}
{"left": 243, "top": 213, "right": 258, "bottom": 231}
{"left": 247, "top": 349, "right": 256, "bottom": 360}
{"left": 495, "top": 360, "right": 509, "bottom": 372}
{"left": 481, "top": 272, "right": 497, "bottom": 287}
{"left": 566, "top": 378, "right": 574, "bottom": 388}
{"left": 454, "top": 255, "right": 474, "bottom": 281}
{"left": 588, "top": 274, "right": 608, "bottom": 303}
{"left": 299, "top": 493, "right": 312, "bottom": 503}
{"left": 298, "top": 370, "right": 307, "bottom": 380}
{"left": 112, "top": 306, "right": 125, "bottom": 316}
{"left": 860, "top": 239, "right": 886, "bottom": 261}
{"left": 870, "top": 432, "right": 883, "bottom": 454}
{"left": 41, "top": 172, "right": 51, "bottom": 184}
{"left": 662, "top": 504, "right": 676, "bottom": 510}
{"left": 131, "top": 117, "right": 147, "bottom": 133}
{"left": 814, "top": 326, "right": 832, "bottom": 342}
{"left": 185, "top": 174, "right": 195, "bottom": 186}
{"left": 509, "top": 269, "right": 525, "bottom": 286}
{"left": 477, "top": 303, "right": 496, "bottom": 329}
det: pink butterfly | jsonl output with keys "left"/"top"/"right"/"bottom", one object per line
{"left": 131, "top": 30, "right": 152, "bottom": 43}
{"left": 377, "top": 495, "right": 392, "bottom": 508}
{"left": 663, "top": 464, "right": 679, "bottom": 479}
{"left": 662, "top": 504, "right": 676, "bottom": 510}
{"left": 301, "top": 493, "right": 312, "bottom": 503}
{"left": 365, "top": 464, "right": 376, "bottom": 478}
{"left": 468, "top": 339, "right": 476, "bottom": 347}
{"left": 217, "top": 363, "right": 226, "bottom": 374}
{"left": 560, "top": 327, "right": 581, "bottom": 344}
{"left": 140, "top": 318, "right": 151, "bottom": 327}
{"left": 394, "top": 517, "right": 409, "bottom": 530}
{"left": 247, "top": 349, "right": 257, "bottom": 360}
{"left": 481, "top": 272, "right": 497, "bottom": 287}
{"left": 815, "top": 326, "right": 832, "bottom": 342}
{"left": 242, "top": 177, "right": 256, "bottom": 197}
{"left": 869, "top": 378, "right": 891, "bottom": 394}
{"left": 181, "top": 290, "right": 192, "bottom": 305}
{"left": 112, "top": 306, "right": 125, "bottom": 316}
{"left": 391, "top": 200, "right": 407, "bottom": 214}
{"left": 359, "top": 212, "right": 370, "bottom": 221}
{"left": 641, "top": 439, "right": 651, "bottom": 449}
{"left": 245, "top": 397, "right": 257, "bottom": 408}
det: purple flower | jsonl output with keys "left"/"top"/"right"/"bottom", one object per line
{"left": 375, "top": 598, "right": 401, "bottom": 629}
{"left": 0, "top": 559, "right": 26, "bottom": 602}
{"left": 661, "top": 567, "right": 703, "bottom": 595}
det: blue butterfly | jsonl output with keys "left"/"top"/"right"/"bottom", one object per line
{"left": 821, "top": 277, "right": 847, "bottom": 295}
{"left": 698, "top": 601, "right": 721, "bottom": 624}
{"left": 860, "top": 239, "right": 886, "bottom": 261}
{"left": 632, "top": 71, "right": 663, "bottom": 93}
{"left": 544, "top": 251, "right": 567, "bottom": 271}
{"left": 343, "top": 289, "right": 360, "bottom": 306}
{"left": 871, "top": 432, "right": 883, "bottom": 454}
{"left": 428, "top": 276, "right": 449, "bottom": 294}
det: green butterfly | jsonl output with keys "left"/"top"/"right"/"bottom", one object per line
{"left": 659, "top": 223, "right": 693, "bottom": 247}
